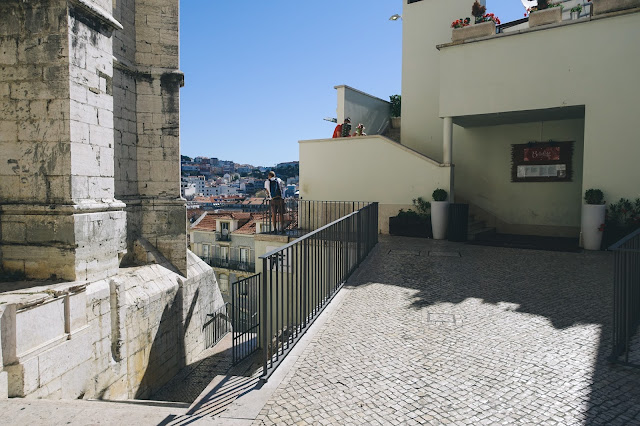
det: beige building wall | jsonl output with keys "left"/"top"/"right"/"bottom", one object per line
{"left": 455, "top": 119, "right": 585, "bottom": 236}
{"left": 438, "top": 11, "right": 640, "bottom": 209}
{"left": 401, "top": 0, "right": 472, "bottom": 159}
{"left": 299, "top": 136, "right": 451, "bottom": 233}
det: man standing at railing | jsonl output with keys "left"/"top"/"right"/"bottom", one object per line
{"left": 264, "top": 171, "right": 286, "bottom": 234}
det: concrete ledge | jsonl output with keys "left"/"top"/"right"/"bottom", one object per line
{"left": 69, "top": 0, "right": 124, "bottom": 31}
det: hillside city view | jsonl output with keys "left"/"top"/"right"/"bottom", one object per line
{"left": 1, "top": 0, "right": 639, "bottom": 424}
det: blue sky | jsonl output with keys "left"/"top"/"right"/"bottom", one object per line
{"left": 179, "top": 1, "right": 525, "bottom": 167}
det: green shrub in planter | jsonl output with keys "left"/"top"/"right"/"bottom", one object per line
{"left": 603, "top": 197, "right": 640, "bottom": 248}
{"left": 388, "top": 197, "right": 432, "bottom": 238}
{"left": 389, "top": 94, "right": 401, "bottom": 118}
{"left": 432, "top": 188, "right": 448, "bottom": 202}
{"left": 584, "top": 188, "right": 604, "bottom": 205}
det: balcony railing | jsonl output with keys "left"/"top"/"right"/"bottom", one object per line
{"left": 259, "top": 201, "right": 378, "bottom": 380}
{"left": 206, "top": 257, "right": 256, "bottom": 273}
{"left": 609, "top": 228, "right": 640, "bottom": 367}
{"left": 260, "top": 199, "right": 373, "bottom": 238}
{"left": 215, "top": 231, "right": 231, "bottom": 241}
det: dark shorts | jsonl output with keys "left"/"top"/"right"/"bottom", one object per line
{"left": 270, "top": 197, "right": 285, "bottom": 214}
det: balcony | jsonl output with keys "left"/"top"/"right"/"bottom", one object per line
{"left": 206, "top": 256, "right": 255, "bottom": 273}
{"left": 215, "top": 231, "right": 231, "bottom": 242}
{"left": 259, "top": 199, "right": 376, "bottom": 238}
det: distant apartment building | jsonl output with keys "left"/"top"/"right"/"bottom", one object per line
{"left": 189, "top": 211, "right": 269, "bottom": 301}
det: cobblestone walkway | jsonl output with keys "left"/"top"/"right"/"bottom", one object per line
{"left": 253, "top": 236, "right": 640, "bottom": 425}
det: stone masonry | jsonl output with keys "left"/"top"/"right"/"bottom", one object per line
{"left": 0, "top": 0, "right": 224, "bottom": 400}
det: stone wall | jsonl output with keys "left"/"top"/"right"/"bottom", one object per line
{"left": 0, "top": 0, "right": 225, "bottom": 402}
{"left": 0, "top": 0, "right": 127, "bottom": 282}
{"left": 0, "top": 251, "right": 222, "bottom": 399}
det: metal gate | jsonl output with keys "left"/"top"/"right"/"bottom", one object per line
{"left": 232, "top": 273, "right": 261, "bottom": 364}
{"left": 203, "top": 302, "right": 231, "bottom": 349}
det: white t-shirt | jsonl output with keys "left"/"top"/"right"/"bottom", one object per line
{"left": 264, "top": 177, "right": 285, "bottom": 199}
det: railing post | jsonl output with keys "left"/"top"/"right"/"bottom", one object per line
{"left": 261, "top": 258, "right": 268, "bottom": 378}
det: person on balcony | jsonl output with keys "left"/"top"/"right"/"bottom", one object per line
{"left": 264, "top": 171, "right": 286, "bottom": 233}
{"left": 332, "top": 117, "right": 351, "bottom": 138}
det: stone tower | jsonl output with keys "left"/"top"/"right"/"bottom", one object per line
{"left": 0, "top": 0, "right": 187, "bottom": 280}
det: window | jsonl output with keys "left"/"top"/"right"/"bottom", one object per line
{"left": 202, "top": 244, "right": 210, "bottom": 259}
{"left": 219, "top": 273, "right": 229, "bottom": 292}
{"left": 221, "top": 246, "right": 229, "bottom": 263}
{"left": 240, "top": 247, "right": 249, "bottom": 263}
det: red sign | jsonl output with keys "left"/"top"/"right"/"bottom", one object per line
{"left": 523, "top": 146, "right": 560, "bottom": 162}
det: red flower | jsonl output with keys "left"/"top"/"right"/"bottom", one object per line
{"left": 598, "top": 224, "right": 605, "bottom": 232}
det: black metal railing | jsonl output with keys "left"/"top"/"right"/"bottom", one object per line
{"left": 260, "top": 199, "right": 372, "bottom": 238}
{"left": 610, "top": 228, "right": 640, "bottom": 366}
{"left": 203, "top": 302, "right": 232, "bottom": 349}
{"left": 259, "top": 202, "right": 378, "bottom": 380}
{"left": 232, "top": 273, "right": 261, "bottom": 364}
{"left": 215, "top": 231, "right": 232, "bottom": 241}
{"left": 204, "top": 246, "right": 255, "bottom": 272}
{"left": 207, "top": 257, "right": 255, "bottom": 273}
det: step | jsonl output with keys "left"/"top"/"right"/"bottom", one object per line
{"left": 468, "top": 227, "right": 496, "bottom": 241}
{"left": 468, "top": 219, "right": 486, "bottom": 233}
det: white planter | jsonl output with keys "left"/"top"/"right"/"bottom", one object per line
{"left": 431, "top": 201, "right": 449, "bottom": 240}
{"left": 391, "top": 117, "right": 401, "bottom": 129}
{"left": 581, "top": 204, "right": 606, "bottom": 250}
{"left": 529, "top": 7, "right": 562, "bottom": 28}
{"left": 593, "top": 0, "right": 640, "bottom": 15}
{"left": 451, "top": 21, "right": 496, "bottom": 43}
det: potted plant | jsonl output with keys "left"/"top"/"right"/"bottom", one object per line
{"left": 451, "top": 3, "right": 500, "bottom": 43}
{"left": 389, "top": 197, "right": 432, "bottom": 238}
{"left": 570, "top": 4, "right": 583, "bottom": 19}
{"left": 389, "top": 95, "right": 401, "bottom": 129}
{"left": 528, "top": 0, "right": 563, "bottom": 27}
{"left": 581, "top": 188, "right": 606, "bottom": 250}
{"left": 603, "top": 197, "right": 640, "bottom": 248}
{"left": 592, "top": 0, "right": 640, "bottom": 15}
{"left": 431, "top": 189, "right": 449, "bottom": 240}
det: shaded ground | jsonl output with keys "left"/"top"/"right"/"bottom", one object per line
{"left": 469, "top": 233, "right": 580, "bottom": 252}
{"left": 253, "top": 235, "right": 640, "bottom": 425}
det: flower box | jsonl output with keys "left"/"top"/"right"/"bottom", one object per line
{"left": 389, "top": 215, "right": 432, "bottom": 238}
{"left": 592, "top": 0, "right": 640, "bottom": 15}
{"left": 529, "top": 7, "right": 562, "bottom": 28}
{"left": 451, "top": 21, "right": 495, "bottom": 43}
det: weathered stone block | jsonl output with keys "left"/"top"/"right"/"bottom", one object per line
{"left": 25, "top": 214, "right": 75, "bottom": 244}
{"left": 70, "top": 141, "right": 101, "bottom": 176}
{"left": 0, "top": 371, "right": 8, "bottom": 399}
{"left": 0, "top": 120, "right": 18, "bottom": 142}
{"left": 1, "top": 221, "right": 27, "bottom": 243}
{"left": 69, "top": 291, "right": 88, "bottom": 332}
{"left": 15, "top": 299, "right": 66, "bottom": 357}
{"left": 6, "top": 356, "right": 39, "bottom": 397}
{"left": 37, "top": 325, "right": 92, "bottom": 386}
{"left": 0, "top": 37, "right": 17, "bottom": 65}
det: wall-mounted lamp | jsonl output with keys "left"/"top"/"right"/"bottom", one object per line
{"left": 389, "top": 14, "right": 402, "bottom": 21}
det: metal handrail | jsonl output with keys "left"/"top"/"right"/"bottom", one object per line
{"left": 259, "top": 202, "right": 378, "bottom": 381}
{"left": 609, "top": 227, "right": 640, "bottom": 251}
{"left": 609, "top": 227, "right": 640, "bottom": 366}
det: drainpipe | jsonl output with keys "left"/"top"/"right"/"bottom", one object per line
{"left": 443, "top": 117, "right": 455, "bottom": 202}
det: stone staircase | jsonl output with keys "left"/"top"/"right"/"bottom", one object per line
{"left": 467, "top": 212, "right": 496, "bottom": 241}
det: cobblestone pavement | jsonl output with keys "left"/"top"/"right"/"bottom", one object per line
{"left": 253, "top": 235, "right": 640, "bottom": 425}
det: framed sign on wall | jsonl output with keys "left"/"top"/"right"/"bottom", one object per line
{"left": 511, "top": 141, "right": 574, "bottom": 182}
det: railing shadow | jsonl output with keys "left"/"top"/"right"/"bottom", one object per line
{"left": 347, "top": 236, "right": 640, "bottom": 425}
